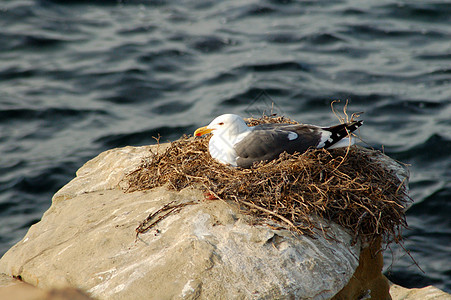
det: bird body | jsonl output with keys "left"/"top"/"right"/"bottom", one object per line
{"left": 194, "top": 114, "right": 362, "bottom": 168}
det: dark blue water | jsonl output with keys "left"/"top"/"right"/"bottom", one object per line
{"left": 1, "top": 0, "right": 450, "bottom": 293}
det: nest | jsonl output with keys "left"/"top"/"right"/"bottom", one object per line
{"left": 125, "top": 115, "right": 408, "bottom": 245}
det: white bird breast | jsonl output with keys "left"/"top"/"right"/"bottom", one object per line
{"left": 208, "top": 132, "right": 238, "bottom": 166}
{"left": 208, "top": 130, "right": 251, "bottom": 166}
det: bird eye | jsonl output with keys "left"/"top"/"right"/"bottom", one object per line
{"left": 218, "top": 122, "right": 224, "bottom": 125}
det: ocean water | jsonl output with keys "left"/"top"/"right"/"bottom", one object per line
{"left": 0, "top": 0, "right": 450, "bottom": 293}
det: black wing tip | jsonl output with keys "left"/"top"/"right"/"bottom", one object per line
{"left": 347, "top": 120, "right": 363, "bottom": 131}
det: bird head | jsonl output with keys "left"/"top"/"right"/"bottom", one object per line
{"left": 194, "top": 114, "right": 249, "bottom": 137}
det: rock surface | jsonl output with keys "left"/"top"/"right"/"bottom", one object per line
{"left": 2, "top": 273, "right": 449, "bottom": 300}
{"left": 0, "top": 144, "right": 422, "bottom": 300}
{"left": 0, "top": 144, "right": 362, "bottom": 299}
{"left": 0, "top": 274, "right": 92, "bottom": 300}
{"left": 390, "top": 283, "right": 451, "bottom": 300}
{"left": 332, "top": 237, "right": 390, "bottom": 300}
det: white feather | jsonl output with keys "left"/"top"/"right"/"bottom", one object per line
{"left": 327, "top": 137, "right": 354, "bottom": 149}
{"left": 316, "top": 131, "right": 332, "bottom": 148}
{"left": 287, "top": 132, "right": 298, "bottom": 140}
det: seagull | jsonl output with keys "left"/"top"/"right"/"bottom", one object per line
{"left": 194, "top": 114, "right": 362, "bottom": 168}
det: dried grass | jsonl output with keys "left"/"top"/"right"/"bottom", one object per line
{"left": 124, "top": 115, "right": 408, "bottom": 245}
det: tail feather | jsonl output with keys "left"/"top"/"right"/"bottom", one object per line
{"left": 323, "top": 120, "right": 363, "bottom": 149}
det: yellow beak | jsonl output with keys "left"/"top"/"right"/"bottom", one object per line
{"left": 194, "top": 126, "right": 213, "bottom": 137}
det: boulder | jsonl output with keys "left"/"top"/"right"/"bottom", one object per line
{"left": 390, "top": 283, "right": 451, "bottom": 300}
{"left": 0, "top": 144, "right": 408, "bottom": 299}
{"left": 0, "top": 274, "right": 92, "bottom": 300}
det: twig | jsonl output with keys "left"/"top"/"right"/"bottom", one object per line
{"left": 241, "top": 200, "right": 299, "bottom": 232}
{"left": 135, "top": 201, "right": 196, "bottom": 239}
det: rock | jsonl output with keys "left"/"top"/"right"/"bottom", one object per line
{"left": 332, "top": 237, "right": 391, "bottom": 300}
{"left": 0, "top": 274, "right": 92, "bottom": 300}
{"left": 51, "top": 145, "right": 167, "bottom": 203}
{"left": 390, "top": 283, "right": 451, "bottom": 300}
{"left": 0, "top": 144, "right": 408, "bottom": 299}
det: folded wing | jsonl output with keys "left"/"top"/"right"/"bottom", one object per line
{"left": 234, "top": 121, "right": 362, "bottom": 168}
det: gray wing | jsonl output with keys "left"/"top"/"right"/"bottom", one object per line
{"left": 234, "top": 124, "right": 322, "bottom": 168}
{"left": 234, "top": 121, "right": 363, "bottom": 168}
